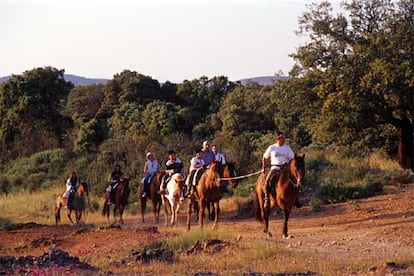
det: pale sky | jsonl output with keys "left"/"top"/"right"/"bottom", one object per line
{"left": 0, "top": 0, "right": 340, "bottom": 83}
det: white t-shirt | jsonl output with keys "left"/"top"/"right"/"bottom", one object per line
{"left": 189, "top": 157, "right": 205, "bottom": 173}
{"left": 263, "top": 143, "right": 294, "bottom": 168}
{"left": 214, "top": 152, "right": 226, "bottom": 164}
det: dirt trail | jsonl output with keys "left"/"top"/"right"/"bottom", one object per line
{"left": 1, "top": 185, "right": 413, "bottom": 275}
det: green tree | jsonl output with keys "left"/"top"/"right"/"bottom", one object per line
{"left": 66, "top": 84, "right": 104, "bottom": 125}
{"left": 141, "top": 100, "right": 180, "bottom": 140}
{"left": 217, "top": 83, "right": 276, "bottom": 136}
{"left": 74, "top": 118, "right": 106, "bottom": 154}
{"left": 0, "top": 67, "right": 73, "bottom": 161}
{"left": 97, "top": 70, "right": 161, "bottom": 118}
{"left": 290, "top": 0, "right": 413, "bottom": 169}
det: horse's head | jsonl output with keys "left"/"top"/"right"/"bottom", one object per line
{"left": 171, "top": 173, "right": 185, "bottom": 188}
{"left": 78, "top": 181, "right": 89, "bottom": 197}
{"left": 290, "top": 154, "right": 305, "bottom": 187}
{"left": 207, "top": 163, "right": 222, "bottom": 188}
{"left": 224, "top": 161, "right": 238, "bottom": 188}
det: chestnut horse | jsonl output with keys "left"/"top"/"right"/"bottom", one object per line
{"left": 161, "top": 173, "right": 185, "bottom": 227}
{"left": 194, "top": 162, "right": 238, "bottom": 222}
{"left": 186, "top": 162, "right": 237, "bottom": 230}
{"left": 254, "top": 154, "right": 305, "bottom": 238}
{"left": 55, "top": 181, "right": 89, "bottom": 225}
{"left": 140, "top": 172, "right": 164, "bottom": 223}
{"left": 102, "top": 178, "right": 131, "bottom": 224}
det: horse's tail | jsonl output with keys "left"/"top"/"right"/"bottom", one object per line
{"left": 253, "top": 190, "right": 263, "bottom": 223}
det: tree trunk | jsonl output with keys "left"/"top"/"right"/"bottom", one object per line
{"left": 396, "top": 116, "right": 413, "bottom": 171}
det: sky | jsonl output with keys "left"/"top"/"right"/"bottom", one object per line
{"left": 0, "top": 0, "right": 341, "bottom": 83}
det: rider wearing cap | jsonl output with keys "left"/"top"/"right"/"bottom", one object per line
{"left": 141, "top": 152, "right": 160, "bottom": 198}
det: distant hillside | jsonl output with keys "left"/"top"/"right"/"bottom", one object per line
{"left": 0, "top": 74, "right": 287, "bottom": 87}
{"left": 238, "top": 75, "right": 289, "bottom": 85}
{"left": 64, "top": 74, "right": 108, "bottom": 86}
{"left": 0, "top": 74, "right": 108, "bottom": 86}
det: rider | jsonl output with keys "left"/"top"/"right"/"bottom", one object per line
{"left": 262, "top": 131, "right": 302, "bottom": 208}
{"left": 200, "top": 140, "right": 215, "bottom": 168}
{"left": 107, "top": 164, "right": 123, "bottom": 205}
{"left": 159, "top": 150, "right": 184, "bottom": 195}
{"left": 212, "top": 145, "right": 226, "bottom": 164}
{"left": 141, "top": 152, "right": 160, "bottom": 198}
{"left": 184, "top": 148, "right": 205, "bottom": 197}
{"left": 64, "top": 171, "right": 79, "bottom": 208}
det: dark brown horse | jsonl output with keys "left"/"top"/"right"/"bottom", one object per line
{"left": 102, "top": 178, "right": 130, "bottom": 224}
{"left": 254, "top": 154, "right": 305, "bottom": 238}
{"left": 186, "top": 162, "right": 238, "bottom": 230}
{"left": 55, "top": 181, "right": 89, "bottom": 225}
{"left": 140, "top": 172, "right": 164, "bottom": 223}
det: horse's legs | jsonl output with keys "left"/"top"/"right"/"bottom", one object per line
{"left": 113, "top": 207, "right": 117, "bottom": 224}
{"left": 213, "top": 201, "right": 220, "bottom": 229}
{"left": 282, "top": 208, "right": 290, "bottom": 238}
{"left": 155, "top": 201, "right": 161, "bottom": 224}
{"left": 152, "top": 199, "right": 160, "bottom": 224}
{"left": 186, "top": 200, "right": 193, "bottom": 230}
{"left": 199, "top": 200, "right": 205, "bottom": 229}
{"left": 141, "top": 197, "right": 146, "bottom": 223}
{"left": 194, "top": 201, "right": 199, "bottom": 222}
{"left": 171, "top": 203, "right": 177, "bottom": 227}
{"left": 163, "top": 199, "right": 170, "bottom": 227}
{"left": 54, "top": 201, "right": 62, "bottom": 225}
{"left": 119, "top": 205, "right": 124, "bottom": 224}
{"left": 67, "top": 209, "right": 75, "bottom": 224}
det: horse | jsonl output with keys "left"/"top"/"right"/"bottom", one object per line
{"left": 161, "top": 173, "right": 185, "bottom": 227}
{"left": 186, "top": 162, "right": 237, "bottom": 230}
{"left": 102, "top": 178, "right": 131, "bottom": 224}
{"left": 55, "top": 181, "right": 89, "bottom": 225}
{"left": 140, "top": 172, "right": 164, "bottom": 224}
{"left": 194, "top": 161, "right": 238, "bottom": 222}
{"left": 254, "top": 154, "right": 305, "bottom": 238}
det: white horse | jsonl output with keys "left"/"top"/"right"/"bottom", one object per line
{"left": 161, "top": 173, "right": 185, "bottom": 227}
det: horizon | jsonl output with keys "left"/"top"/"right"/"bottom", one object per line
{"left": 1, "top": 0, "right": 341, "bottom": 83}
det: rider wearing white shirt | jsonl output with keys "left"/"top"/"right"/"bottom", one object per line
{"left": 262, "top": 132, "right": 301, "bottom": 207}
{"left": 212, "top": 145, "right": 226, "bottom": 164}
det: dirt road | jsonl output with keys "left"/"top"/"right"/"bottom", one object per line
{"left": 1, "top": 185, "right": 413, "bottom": 275}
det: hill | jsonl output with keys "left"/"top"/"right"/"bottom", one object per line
{"left": 0, "top": 74, "right": 287, "bottom": 87}
{"left": 238, "top": 75, "right": 289, "bottom": 85}
{"left": 0, "top": 74, "right": 108, "bottom": 86}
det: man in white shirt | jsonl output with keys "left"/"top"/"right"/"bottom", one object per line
{"left": 262, "top": 132, "right": 302, "bottom": 208}
{"left": 212, "top": 145, "right": 226, "bottom": 164}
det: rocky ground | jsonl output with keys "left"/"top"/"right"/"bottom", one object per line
{"left": 1, "top": 185, "right": 413, "bottom": 275}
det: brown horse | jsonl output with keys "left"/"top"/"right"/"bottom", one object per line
{"left": 254, "top": 154, "right": 305, "bottom": 238}
{"left": 55, "top": 181, "right": 89, "bottom": 225}
{"left": 161, "top": 173, "right": 185, "bottom": 227}
{"left": 194, "top": 161, "right": 238, "bottom": 221}
{"left": 186, "top": 162, "right": 237, "bottom": 230}
{"left": 140, "top": 172, "right": 164, "bottom": 223}
{"left": 102, "top": 178, "right": 130, "bottom": 224}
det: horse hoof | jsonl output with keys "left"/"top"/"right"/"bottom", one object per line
{"left": 267, "top": 232, "right": 273, "bottom": 238}
{"left": 283, "top": 235, "right": 292, "bottom": 239}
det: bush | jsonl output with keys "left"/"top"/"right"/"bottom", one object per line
{"left": 4, "top": 149, "right": 66, "bottom": 192}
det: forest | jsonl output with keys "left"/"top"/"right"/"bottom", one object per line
{"left": 0, "top": 0, "right": 412, "bottom": 198}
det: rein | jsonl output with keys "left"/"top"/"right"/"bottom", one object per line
{"left": 217, "top": 170, "right": 262, "bottom": 182}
